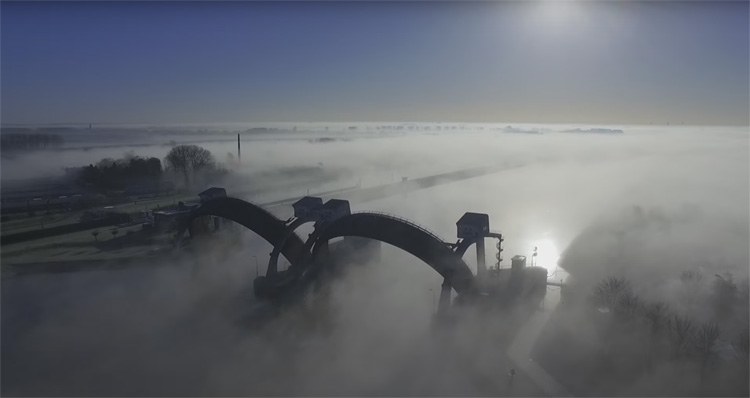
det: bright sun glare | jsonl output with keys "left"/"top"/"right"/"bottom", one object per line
{"left": 532, "top": 0, "right": 586, "bottom": 34}
{"left": 529, "top": 238, "right": 561, "bottom": 276}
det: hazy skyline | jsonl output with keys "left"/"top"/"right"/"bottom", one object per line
{"left": 1, "top": 1, "right": 748, "bottom": 126}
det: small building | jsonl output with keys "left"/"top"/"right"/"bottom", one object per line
{"left": 152, "top": 202, "right": 199, "bottom": 231}
{"left": 456, "top": 212, "right": 490, "bottom": 239}
{"left": 198, "top": 187, "right": 227, "bottom": 203}
{"left": 511, "top": 255, "right": 527, "bottom": 272}
{"left": 317, "top": 199, "right": 351, "bottom": 223}
{"left": 292, "top": 196, "right": 324, "bottom": 219}
{"left": 152, "top": 209, "right": 190, "bottom": 231}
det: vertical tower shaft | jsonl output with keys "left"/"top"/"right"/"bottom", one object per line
{"left": 476, "top": 238, "right": 486, "bottom": 279}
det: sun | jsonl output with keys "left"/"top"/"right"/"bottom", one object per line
{"left": 529, "top": 238, "right": 561, "bottom": 274}
{"left": 529, "top": 0, "right": 586, "bottom": 35}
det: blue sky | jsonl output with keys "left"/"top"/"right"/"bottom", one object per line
{"left": 1, "top": 1, "right": 748, "bottom": 125}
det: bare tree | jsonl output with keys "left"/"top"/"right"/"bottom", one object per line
{"left": 165, "top": 145, "right": 215, "bottom": 188}
{"left": 694, "top": 321, "right": 721, "bottom": 383}
{"left": 615, "top": 290, "right": 643, "bottom": 320}
{"left": 644, "top": 301, "right": 670, "bottom": 334}
{"left": 679, "top": 269, "right": 705, "bottom": 310}
{"left": 668, "top": 314, "right": 695, "bottom": 357}
{"left": 592, "top": 277, "right": 632, "bottom": 311}
{"left": 643, "top": 301, "right": 671, "bottom": 366}
{"left": 711, "top": 273, "right": 737, "bottom": 321}
{"left": 694, "top": 321, "right": 720, "bottom": 361}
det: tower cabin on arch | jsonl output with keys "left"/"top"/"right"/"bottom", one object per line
{"left": 198, "top": 187, "right": 227, "bottom": 204}
{"left": 456, "top": 212, "right": 489, "bottom": 239}
{"left": 292, "top": 196, "right": 324, "bottom": 219}
{"left": 317, "top": 199, "right": 351, "bottom": 224}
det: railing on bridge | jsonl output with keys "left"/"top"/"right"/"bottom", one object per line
{"left": 361, "top": 211, "right": 450, "bottom": 245}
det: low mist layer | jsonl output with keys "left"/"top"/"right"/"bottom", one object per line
{"left": 2, "top": 124, "right": 747, "bottom": 396}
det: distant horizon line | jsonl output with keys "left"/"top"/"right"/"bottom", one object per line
{"left": 2, "top": 121, "right": 748, "bottom": 129}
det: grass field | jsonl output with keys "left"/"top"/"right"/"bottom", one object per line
{"left": 1, "top": 192, "right": 199, "bottom": 235}
{"left": 1, "top": 223, "right": 173, "bottom": 266}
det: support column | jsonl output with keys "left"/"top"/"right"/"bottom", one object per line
{"left": 437, "top": 278, "right": 452, "bottom": 315}
{"left": 266, "top": 252, "right": 279, "bottom": 276}
{"left": 267, "top": 218, "right": 306, "bottom": 277}
{"left": 476, "top": 238, "right": 486, "bottom": 280}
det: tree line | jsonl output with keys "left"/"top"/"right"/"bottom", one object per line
{"left": 1, "top": 133, "right": 64, "bottom": 151}
{"left": 164, "top": 144, "right": 226, "bottom": 188}
{"left": 73, "top": 144, "right": 227, "bottom": 193}
{"left": 587, "top": 272, "right": 748, "bottom": 392}
{"left": 75, "top": 155, "right": 163, "bottom": 193}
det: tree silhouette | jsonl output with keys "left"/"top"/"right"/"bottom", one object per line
{"left": 592, "top": 277, "right": 632, "bottom": 310}
{"left": 668, "top": 314, "right": 695, "bottom": 357}
{"left": 111, "top": 229, "right": 119, "bottom": 239}
{"left": 615, "top": 291, "right": 643, "bottom": 320}
{"left": 76, "top": 155, "right": 162, "bottom": 193}
{"left": 643, "top": 301, "right": 671, "bottom": 367}
{"left": 165, "top": 145, "right": 215, "bottom": 188}
{"left": 694, "top": 321, "right": 721, "bottom": 382}
{"left": 91, "top": 230, "right": 99, "bottom": 241}
{"left": 711, "top": 273, "right": 737, "bottom": 321}
{"left": 694, "top": 321, "right": 720, "bottom": 361}
{"left": 644, "top": 301, "right": 670, "bottom": 334}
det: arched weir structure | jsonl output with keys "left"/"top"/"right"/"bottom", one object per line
{"left": 304, "top": 212, "right": 479, "bottom": 311}
{"left": 182, "top": 196, "right": 485, "bottom": 309}
{"left": 179, "top": 197, "right": 309, "bottom": 294}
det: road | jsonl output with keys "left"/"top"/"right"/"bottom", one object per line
{"left": 315, "top": 164, "right": 521, "bottom": 205}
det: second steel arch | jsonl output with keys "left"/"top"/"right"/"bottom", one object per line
{"left": 307, "top": 212, "right": 477, "bottom": 295}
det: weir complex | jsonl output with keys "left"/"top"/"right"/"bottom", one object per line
{"left": 178, "top": 191, "right": 553, "bottom": 317}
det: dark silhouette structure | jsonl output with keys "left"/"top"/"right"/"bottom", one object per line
{"left": 308, "top": 212, "right": 477, "bottom": 294}
{"left": 180, "top": 194, "right": 548, "bottom": 313}
{"left": 182, "top": 197, "right": 308, "bottom": 271}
